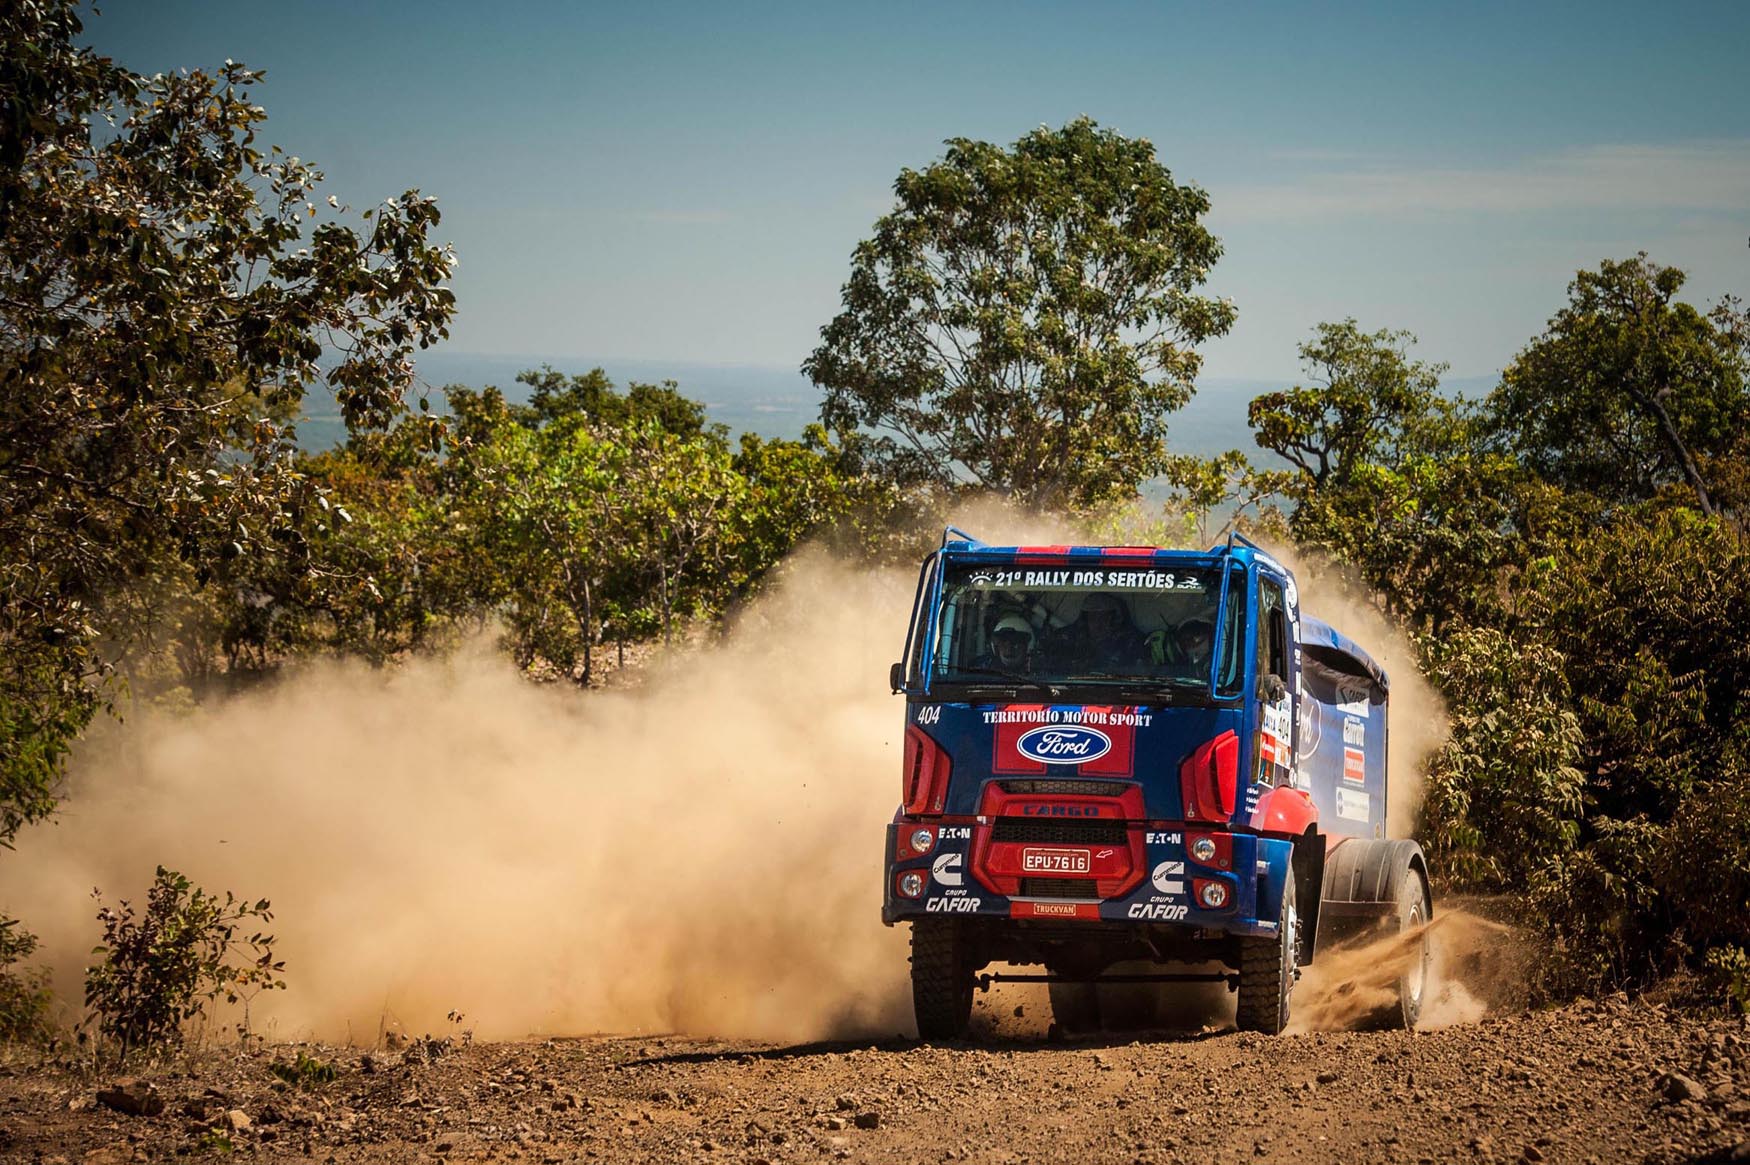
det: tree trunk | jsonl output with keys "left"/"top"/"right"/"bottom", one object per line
{"left": 659, "top": 563, "right": 672, "bottom": 645}
{"left": 577, "top": 574, "right": 593, "bottom": 687}
{"left": 1627, "top": 382, "right": 1718, "bottom": 517}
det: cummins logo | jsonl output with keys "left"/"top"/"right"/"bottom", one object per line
{"left": 931, "top": 852, "right": 963, "bottom": 887}
{"left": 1151, "top": 860, "right": 1186, "bottom": 896}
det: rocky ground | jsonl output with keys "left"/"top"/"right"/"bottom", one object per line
{"left": 1, "top": 994, "right": 1746, "bottom": 1165}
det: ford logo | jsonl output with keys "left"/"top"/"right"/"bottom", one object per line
{"left": 1016, "top": 725, "right": 1112, "bottom": 765}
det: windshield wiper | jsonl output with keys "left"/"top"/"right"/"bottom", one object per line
{"left": 1058, "top": 673, "right": 1210, "bottom": 702}
{"left": 941, "top": 665, "right": 1062, "bottom": 698}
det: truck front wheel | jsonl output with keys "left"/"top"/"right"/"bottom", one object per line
{"left": 910, "top": 919, "right": 974, "bottom": 1040}
{"left": 1236, "top": 871, "right": 1300, "bottom": 1034}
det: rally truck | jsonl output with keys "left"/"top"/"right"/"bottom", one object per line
{"left": 882, "top": 529, "right": 1432, "bottom": 1038}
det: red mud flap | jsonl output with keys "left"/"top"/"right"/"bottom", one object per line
{"left": 1008, "top": 901, "right": 1100, "bottom": 920}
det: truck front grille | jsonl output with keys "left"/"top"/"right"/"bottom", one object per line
{"left": 990, "top": 818, "right": 1128, "bottom": 846}
{"left": 1019, "top": 877, "right": 1099, "bottom": 899}
{"left": 999, "top": 780, "right": 1131, "bottom": 797}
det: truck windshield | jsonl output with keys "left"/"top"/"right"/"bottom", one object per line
{"left": 928, "top": 561, "right": 1238, "bottom": 696}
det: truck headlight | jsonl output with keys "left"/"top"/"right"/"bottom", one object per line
{"left": 1196, "top": 880, "right": 1230, "bottom": 909}
{"left": 909, "top": 827, "right": 937, "bottom": 855}
{"left": 898, "top": 871, "right": 926, "bottom": 899}
{"left": 1190, "top": 836, "right": 1217, "bottom": 863}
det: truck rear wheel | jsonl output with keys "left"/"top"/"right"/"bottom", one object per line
{"left": 1236, "top": 871, "right": 1299, "bottom": 1034}
{"left": 1388, "top": 865, "right": 1432, "bottom": 1030}
{"left": 910, "top": 919, "right": 974, "bottom": 1040}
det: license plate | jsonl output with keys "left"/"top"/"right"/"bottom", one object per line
{"left": 1021, "top": 847, "right": 1091, "bottom": 873}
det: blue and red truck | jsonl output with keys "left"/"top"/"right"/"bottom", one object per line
{"left": 883, "top": 529, "right": 1433, "bottom": 1037}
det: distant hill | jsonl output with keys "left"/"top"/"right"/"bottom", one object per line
{"left": 293, "top": 350, "right": 1498, "bottom": 461}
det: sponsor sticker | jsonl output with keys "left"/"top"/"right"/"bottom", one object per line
{"left": 931, "top": 852, "right": 964, "bottom": 887}
{"left": 1015, "top": 725, "right": 1113, "bottom": 765}
{"left": 926, "top": 897, "right": 982, "bottom": 913}
{"left": 1009, "top": 901, "right": 1099, "bottom": 919}
{"left": 1343, "top": 746, "right": 1366, "bottom": 785}
{"left": 970, "top": 570, "right": 1205, "bottom": 592}
{"left": 1337, "top": 686, "right": 1371, "bottom": 718}
{"left": 1128, "top": 903, "right": 1189, "bottom": 921}
{"left": 1020, "top": 847, "right": 1091, "bottom": 874}
{"left": 1336, "top": 786, "right": 1371, "bottom": 821}
{"left": 1151, "top": 860, "right": 1186, "bottom": 895}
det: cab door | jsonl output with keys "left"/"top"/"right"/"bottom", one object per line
{"left": 1254, "top": 574, "right": 1295, "bottom": 787}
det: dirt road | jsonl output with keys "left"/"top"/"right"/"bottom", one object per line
{"left": 4, "top": 993, "right": 1746, "bottom": 1165}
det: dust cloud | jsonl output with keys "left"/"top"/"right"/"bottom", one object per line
{"left": 1290, "top": 910, "right": 1522, "bottom": 1033}
{"left": 0, "top": 506, "right": 1472, "bottom": 1047}
{"left": 4, "top": 549, "right": 917, "bottom": 1045}
{"left": 1256, "top": 544, "right": 1448, "bottom": 838}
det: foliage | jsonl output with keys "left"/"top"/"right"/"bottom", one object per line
{"left": 805, "top": 117, "right": 1235, "bottom": 509}
{"left": 1488, "top": 254, "right": 1749, "bottom": 518}
{"left": 1420, "top": 627, "right": 1584, "bottom": 888}
{"left": 0, "top": 0, "right": 456, "bottom": 841}
{"left": 0, "top": 914, "right": 54, "bottom": 1045}
{"left": 1209, "top": 265, "right": 1750, "bottom": 997}
{"left": 1703, "top": 946, "right": 1750, "bottom": 1016}
{"left": 83, "top": 867, "right": 285, "bottom": 1062}
{"left": 195, "top": 1130, "right": 235, "bottom": 1155}
{"left": 1248, "top": 319, "right": 1453, "bottom": 491}
{"left": 1659, "top": 764, "right": 1750, "bottom": 972}
{"left": 270, "top": 1049, "right": 337, "bottom": 1088}
{"left": 1155, "top": 451, "right": 1292, "bottom": 547}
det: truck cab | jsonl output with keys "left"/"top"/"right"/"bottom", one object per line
{"left": 883, "top": 529, "right": 1431, "bottom": 1037}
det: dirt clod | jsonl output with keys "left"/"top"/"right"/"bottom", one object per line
{"left": 94, "top": 1079, "right": 163, "bottom": 1118}
{"left": 1666, "top": 1073, "right": 1710, "bottom": 1103}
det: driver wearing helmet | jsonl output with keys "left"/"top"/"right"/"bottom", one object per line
{"left": 979, "top": 614, "right": 1036, "bottom": 672}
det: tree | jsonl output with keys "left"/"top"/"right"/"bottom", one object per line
{"left": 515, "top": 365, "right": 719, "bottom": 443}
{"left": 1248, "top": 319, "right": 1451, "bottom": 491}
{"left": 1488, "top": 255, "right": 1749, "bottom": 518}
{"left": 804, "top": 117, "right": 1235, "bottom": 509}
{"left": 1238, "top": 320, "right": 1535, "bottom": 631}
{"left": 0, "top": 1, "right": 456, "bottom": 840}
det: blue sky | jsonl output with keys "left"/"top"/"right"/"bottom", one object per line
{"left": 87, "top": 1, "right": 1749, "bottom": 388}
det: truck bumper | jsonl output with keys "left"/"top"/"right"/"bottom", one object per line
{"left": 882, "top": 822, "right": 1293, "bottom": 939}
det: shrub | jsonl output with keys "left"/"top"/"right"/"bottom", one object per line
{"left": 1704, "top": 946, "right": 1750, "bottom": 1015}
{"left": 84, "top": 867, "right": 285, "bottom": 1062}
{"left": 0, "top": 914, "right": 54, "bottom": 1045}
{"left": 269, "top": 1049, "right": 337, "bottom": 1088}
{"left": 1419, "top": 626, "right": 1584, "bottom": 889}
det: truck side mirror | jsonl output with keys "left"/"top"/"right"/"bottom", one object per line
{"left": 889, "top": 661, "right": 905, "bottom": 693}
{"left": 1258, "top": 673, "right": 1288, "bottom": 704}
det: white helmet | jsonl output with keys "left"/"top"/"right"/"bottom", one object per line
{"left": 993, "top": 614, "right": 1034, "bottom": 642}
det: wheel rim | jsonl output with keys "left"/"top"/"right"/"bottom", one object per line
{"left": 1404, "top": 902, "right": 1428, "bottom": 1006}
{"left": 1284, "top": 896, "right": 1300, "bottom": 1001}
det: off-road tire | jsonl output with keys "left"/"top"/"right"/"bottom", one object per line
{"left": 1349, "top": 863, "right": 1434, "bottom": 1031}
{"left": 1236, "top": 870, "right": 1299, "bottom": 1034}
{"left": 1047, "top": 980, "right": 1102, "bottom": 1035}
{"left": 911, "top": 919, "right": 974, "bottom": 1040}
{"left": 1391, "top": 865, "right": 1432, "bottom": 1030}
